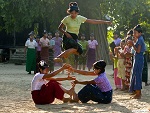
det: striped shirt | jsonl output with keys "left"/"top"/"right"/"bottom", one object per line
{"left": 94, "top": 72, "right": 112, "bottom": 92}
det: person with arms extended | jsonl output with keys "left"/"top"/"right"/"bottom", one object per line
{"left": 56, "top": 2, "right": 111, "bottom": 61}
{"left": 70, "top": 60, "right": 113, "bottom": 104}
{"left": 31, "top": 61, "right": 76, "bottom": 104}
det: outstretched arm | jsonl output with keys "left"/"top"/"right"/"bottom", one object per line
{"left": 73, "top": 79, "right": 96, "bottom": 85}
{"left": 42, "top": 64, "right": 71, "bottom": 79}
{"left": 85, "top": 19, "right": 111, "bottom": 25}
{"left": 45, "top": 75, "right": 76, "bottom": 81}
{"left": 73, "top": 69, "right": 96, "bottom": 76}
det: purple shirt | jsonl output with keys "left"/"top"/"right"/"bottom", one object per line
{"left": 36, "top": 42, "right": 41, "bottom": 51}
{"left": 94, "top": 72, "right": 112, "bottom": 92}
{"left": 114, "top": 38, "right": 121, "bottom": 46}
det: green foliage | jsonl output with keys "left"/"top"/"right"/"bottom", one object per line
{"left": 0, "top": 0, "right": 150, "bottom": 37}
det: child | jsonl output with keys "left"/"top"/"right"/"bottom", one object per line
{"left": 70, "top": 60, "right": 113, "bottom": 104}
{"left": 124, "top": 40, "right": 133, "bottom": 88}
{"left": 116, "top": 40, "right": 126, "bottom": 90}
{"left": 113, "top": 47, "right": 122, "bottom": 90}
{"left": 56, "top": 2, "right": 111, "bottom": 61}
{"left": 31, "top": 61, "right": 75, "bottom": 105}
{"left": 130, "top": 25, "right": 146, "bottom": 99}
{"left": 78, "top": 34, "right": 88, "bottom": 70}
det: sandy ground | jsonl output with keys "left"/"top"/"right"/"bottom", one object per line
{"left": 0, "top": 63, "right": 150, "bottom": 113}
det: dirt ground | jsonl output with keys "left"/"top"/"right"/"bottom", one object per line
{"left": 0, "top": 63, "right": 150, "bottom": 113}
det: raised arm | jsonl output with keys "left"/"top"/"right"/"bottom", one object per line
{"left": 85, "top": 19, "right": 111, "bottom": 25}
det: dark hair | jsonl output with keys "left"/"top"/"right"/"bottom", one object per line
{"left": 127, "top": 29, "right": 133, "bottom": 36}
{"left": 93, "top": 60, "right": 106, "bottom": 74}
{"left": 133, "top": 24, "right": 142, "bottom": 33}
{"left": 36, "top": 35, "right": 40, "bottom": 39}
{"left": 28, "top": 31, "right": 34, "bottom": 36}
{"left": 90, "top": 33, "right": 94, "bottom": 37}
{"left": 113, "top": 31, "right": 120, "bottom": 36}
{"left": 67, "top": 2, "right": 79, "bottom": 13}
{"left": 48, "top": 32, "right": 52, "bottom": 35}
{"left": 81, "top": 34, "right": 85, "bottom": 37}
{"left": 38, "top": 60, "right": 49, "bottom": 73}
{"left": 43, "top": 30, "right": 47, "bottom": 35}
{"left": 121, "top": 39, "right": 125, "bottom": 43}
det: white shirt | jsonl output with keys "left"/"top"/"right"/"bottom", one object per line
{"left": 31, "top": 73, "right": 49, "bottom": 91}
{"left": 25, "top": 40, "right": 37, "bottom": 49}
{"left": 88, "top": 40, "right": 98, "bottom": 49}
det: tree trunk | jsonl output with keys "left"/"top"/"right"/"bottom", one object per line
{"left": 94, "top": 24, "right": 111, "bottom": 64}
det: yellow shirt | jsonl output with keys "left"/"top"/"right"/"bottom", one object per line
{"left": 61, "top": 15, "right": 87, "bottom": 35}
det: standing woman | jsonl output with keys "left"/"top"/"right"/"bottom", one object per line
{"left": 87, "top": 33, "right": 98, "bottom": 71}
{"left": 24, "top": 31, "right": 37, "bottom": 74}
{"left": 48, "top": 32, "right": 55, "bottom": 72}
{"left": 52, "top": 31, "right": 63, "bottom": 66}
{"left": 130, "top": 25, "right": 146, "bottom": 99}
{"left": 40, "top": 30, "right": 50, "bottom": 63}
{"left": 57, "top": 2, "right": 111, "bottom": 60}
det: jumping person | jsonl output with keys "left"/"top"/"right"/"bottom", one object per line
{"left": 31, "top": 61, "right": 75, "bottom": 105}
{"left": 56, "top": 2, "right": 111, "bottom": 61}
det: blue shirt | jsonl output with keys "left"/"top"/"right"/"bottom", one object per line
{"left": 114, "top": 38, "right": 121, "bottom": 46}
{"left": 135, "top": 36, "right": 146, "bottom": 53}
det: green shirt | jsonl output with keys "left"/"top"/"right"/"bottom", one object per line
{"left": 61, "top": 15, "right": 87, "bottom": 35}
{"left": 78, "top": 40, "right": 88, "bottom": 50}
{"left": 113, "top": 58, "right": 118, "bottom": 68}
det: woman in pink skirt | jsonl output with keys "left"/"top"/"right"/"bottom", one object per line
{"left": 31, "top": 61, "right": 75, "bottom": 105}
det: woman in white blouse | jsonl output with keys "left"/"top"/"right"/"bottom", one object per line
{"left": 24, "top": 31, "right": 37, "bottom": 74}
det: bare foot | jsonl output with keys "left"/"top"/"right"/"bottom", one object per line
{"left": 130, "top": 95, "right": 141, "bottom": 99}
{"left": 120, "top": 88, "right": 126, "bottom": 91}
{"left": 114, "top": 88, "right": 118, "bottom": 91}
{"left": 67, "top": 87, "right": 75, "bottom": 97}
{"left": 70, "top": 99, "right": 79, "bottom": 103}
{"left": 63, "top": 98, "right": 71, "bottom": 103}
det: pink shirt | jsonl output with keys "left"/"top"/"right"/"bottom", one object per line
{"left": 88, "top": 40, "right": 98, "bottom": 49}
{"left": 124, "top": 45, "right": 131, "bottom": 54}
{"left": 40, "top": 37, "right": 49, "bottom": 47}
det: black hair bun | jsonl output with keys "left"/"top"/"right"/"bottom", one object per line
{"left": 38, "top": 60, "right": 49, "bottom": 70}
{"left": 69, "top": 2, "right": 78, "bottom": 7}
{"left": 133, "top": 24, "right": 142, "bottom": 33}
{"left": 43, "top": 30, "right": 47, "bottom": 34}
{"left": 94, "top": 60, "right": 106, "bottom": 69}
